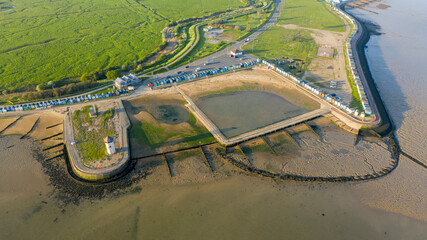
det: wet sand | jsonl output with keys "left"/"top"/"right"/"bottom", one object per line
{"left": 0, "top": 116, "right": 426, "bottom": 239}
{"left": 346, "top": 0, "right": 427, "bottom": 222}
{"left": 1, "top": 168, "right": 425, "bottom": 240}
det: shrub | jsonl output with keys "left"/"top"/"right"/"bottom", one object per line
{"left": 106, "top": 70, "right": 119, "bottom": 80}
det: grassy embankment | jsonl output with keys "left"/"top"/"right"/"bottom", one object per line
{"left": 0, "top": 0, "right": 242, "bottom": 90}
{"left": 123, "top": 96, "right": 214, "bottom": 154}
{"left": 339, "top": 13, "right": 364, "bottom": 111}
{"left": 72, "top": 106, "right": 115, "bottom": 162}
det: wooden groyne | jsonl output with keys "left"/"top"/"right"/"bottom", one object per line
{"left": 0, "top": 116, "right": 22, "bottom": 134}
{"left": 236, "top": 144, "right": 253, "bottom": 166}
{"left": 162, "top": 154, "right": 174, "bottom": 177}
{"left": 45, "top": 153, "right": 65, "bottom": 162}
{"left": 46, "top": 122, "right": 63, "bottom": 129}
{"left": 401, "top": 151, "right": 427, "bottom": 169}
{"left": 305, "top": 123, "right": 322, "bottom": 140}
{"left": 43, "top": 143, "right": 64, "bottom": 151}
{"left": 131, "top": 142, "right": 216, "bottom": 160}
{"left": 20, "top": 117, "right": 40, "bottom": 139}
{"left": 200, "top": 146, "right": 215, "bottom": 172}
{"left": 41, "top": 132, "right": 63, "bottom": 141}
{"left": 282, "top": 130, "right": 299, "bottom": 147}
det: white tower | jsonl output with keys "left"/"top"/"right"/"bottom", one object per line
{"left": 104, "top": 136, "right": 116, "bottom": 155}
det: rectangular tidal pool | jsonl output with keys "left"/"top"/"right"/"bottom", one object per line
{"left": 195, "top": 90, "right": 309, "bottom": 138}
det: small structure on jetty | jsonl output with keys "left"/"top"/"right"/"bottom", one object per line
{"left": 104, "top": 136, "right": 116, "bottom": 155}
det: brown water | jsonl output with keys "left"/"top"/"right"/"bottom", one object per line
{"left": 196, "top": 90, "right": 307, "bottom": 138}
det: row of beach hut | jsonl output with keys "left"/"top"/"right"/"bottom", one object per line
{"left": 263, "top": 60, "right": 363, "bottom": 117}
{"left": 331, "top": 4, "right": 372, "bottom": 116}
{"left": 0, "top": 89, "right": 128, "bottom": 113}
{"left": 148, "top": 60, "right": 261, "bottom": 87}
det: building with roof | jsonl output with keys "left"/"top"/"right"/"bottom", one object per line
{"left": 104, "top": 136, "right": 116, "bottom": 155}
{"left": 114, "top": 73, "right": 140, "bottom": 89}
{"left": 230, "top": 49, "right": 243, "bottom": 58}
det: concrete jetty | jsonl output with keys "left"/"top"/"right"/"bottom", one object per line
{"left": 64, "top": 100, "right": 131, "bottom": 181}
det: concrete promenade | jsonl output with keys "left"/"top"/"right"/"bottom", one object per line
{"left": 175, "top": 85, "right": 330, "bottom": 146}
{"left": 64, "top": 100, "right": 131, "bottom": 181}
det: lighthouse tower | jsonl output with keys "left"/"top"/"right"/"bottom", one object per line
{"left": 104, "top": 136, "right": 116, "bottom": 155}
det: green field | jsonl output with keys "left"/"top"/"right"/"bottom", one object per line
{"left": 141, "top": 0, "right": 244, "bottom": 21}
{"left": 123, "top": 97, "right": 214, "bottom": 156}
{"left": 278, "top": 0, "right": 345, "bottom": 32}
{"left": 0, "top": 0, "right": 244, "bottom": 90}
{"left": 243, "top": 26, "right": 317, "bottom": 60}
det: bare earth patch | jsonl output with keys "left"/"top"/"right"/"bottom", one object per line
{"left": 280, "top": 24, "right": 353, "bottom": 104}
{"left": 179, "top": 67, "right": 320, "bottom": 111}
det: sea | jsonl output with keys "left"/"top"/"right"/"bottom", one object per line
{"left": 0, "top": 0, "right": 426, "bottom": 239}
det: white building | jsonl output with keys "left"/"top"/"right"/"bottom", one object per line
{"left": 114, "top": 73, "right": 140, "bottom": 89}
{"left": 230, "top": 49, "right": 243, "bottom": 58}
{"left": 104, "top": 136, "right": 116, "bottom": 155}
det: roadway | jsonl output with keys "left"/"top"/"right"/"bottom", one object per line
{"left": 135, "top": 0, "right": 283, "bottom": 92}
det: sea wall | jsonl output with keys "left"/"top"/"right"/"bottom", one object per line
{"left": 337, "top": 2, "right": 393, "bottom": 136}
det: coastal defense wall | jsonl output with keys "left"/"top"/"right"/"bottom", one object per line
{"left": 337, "top": 2, "right": 393, "bottom": 136}
{"left": 64, "top": 100, "right": 131, "bottom": 181}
